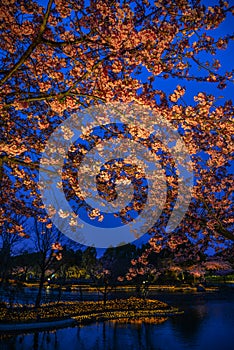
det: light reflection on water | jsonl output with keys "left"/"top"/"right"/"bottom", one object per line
{"left": 0, "top": 293, "right": 233, "bottom": 350}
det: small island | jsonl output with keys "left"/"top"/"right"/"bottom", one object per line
{"left": 0, "top": 297, "right": 182, "bottom": 331}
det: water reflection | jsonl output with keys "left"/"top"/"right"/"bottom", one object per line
{"left": 0, "top": 286, "right": 101, "bottom": 305}
{"left": 110, "top": 317, "right": 168, "bottom": 325}
{"left": 170, "top": 304, "right": 208, "bottom": 342}
{"left": 0, "top": 293, "right": 233, "bottom": 350}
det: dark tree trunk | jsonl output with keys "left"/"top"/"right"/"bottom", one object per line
{"left": 103, "top": 284, "right": 107, "bottom": 306}
{"left": 35, "top": 268, "right": 45, "bottom": 308}
{"left": 0, "top": 242, "right": 11, "bottom": 284}
{"left": 57, "top": 284, "right": 62, "bottom": 303}
{"left": 79, "top": 286, "right": 83, "bottom": 301}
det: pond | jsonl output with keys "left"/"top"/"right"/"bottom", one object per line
{"left": 0, "top": 286, "right": 101, "bottom": 305}
{"left": 0, "top": 291, "right": 233, "bottom": 350}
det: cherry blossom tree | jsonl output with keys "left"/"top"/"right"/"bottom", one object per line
{"left": 0, "top": 0, "right": 233, "bottom": 270}
{"left": 31, "top": 219, "right": 63, "bottom": 307}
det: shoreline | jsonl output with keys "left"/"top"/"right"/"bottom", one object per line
{"left": 0, "top": 310, "right": 183, "bottom": 333}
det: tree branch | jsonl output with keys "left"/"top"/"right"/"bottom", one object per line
{"left": 200, "top": 197, "right": 234, "bottom": 242}
{"left": 0, "top": 0, "right": 54, "bottom": 87}
{"left": 41, "top": 35, "right": 94, "bottom": 47}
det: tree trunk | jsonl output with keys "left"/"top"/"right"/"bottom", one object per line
{"left": 57, "top": 284, "right": 62, "bottom": 303}
{"left": 103, "top": 285, "right": 107, "bottom": 306}
{"left": 0, "top": 242, "right": 11, "bottom": 284}
{"left": 79, "top": 286, "right": 83, "bottom": 301}
{"left": 35, "top": 269, "right": 45, "bottom": 308}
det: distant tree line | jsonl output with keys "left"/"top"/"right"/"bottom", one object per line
{"left": 1, "top": 230, "right": 233, "bottom": 307}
